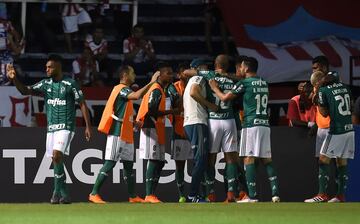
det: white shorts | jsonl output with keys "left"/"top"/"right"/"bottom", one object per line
{"left": 138, "top": 128, "right": 166, "bottom": 161}
{"left": 46, "top": 130, "right": 74, "bottom": 157}
{"left": 240, "top": 126, "right": 271, "bottom": 158}
{"left": 316, "top": 128, "right": 329, "bottom": 157}
{"left": 320, "top": 131, "right": 355, "bottom": 159}
{"left": 208, "top": 119, "right": 238, "bottom": 153}
{"left": 105, "top": 135, "right": 134, "bottom": 161}
{"left": 62, "top": 10, "right": 91, "bottom": 33}
{"left": 171, "top": 139, "right": 193, "bottom": 160}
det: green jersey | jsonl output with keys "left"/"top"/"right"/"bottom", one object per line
{"left": 143, "top": 88, "right": 162, "bottom": 128}
{"left": 198, "top": 70, "right": 235, "bottom": 120}
{"left": 30, "top": 77, "right": 84, "bottom": 132}
{"left": 231, "top": 77, "right": 269, "bottom": 128}
{"left": 108, "top": 86, "right": 133, "bottom": 136}
{"left": 318, "top": 82, "right": 353, "bottom": 134}
{"left": 165, "top": 83, "right": 180, "bottom": 108}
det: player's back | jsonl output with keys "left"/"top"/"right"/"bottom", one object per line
{"left": 319, "top": 82, "right": 353, "bottom": 134}
{"left": 240, "top": 77, "right": 269, "bottom": 128}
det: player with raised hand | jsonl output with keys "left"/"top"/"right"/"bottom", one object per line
{"left": 209, "top": 56, "right": 280, "bottom": 203}
{"left": 89, "top": 66, "right": 160, "bottom": 204}
{"left": 7, "top": 55, "right": 92, "bottom": 204}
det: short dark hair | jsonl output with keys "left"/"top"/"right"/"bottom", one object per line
{"left": 155, "top": 61, "right": 172, "bottom": 71}
{"left": 48, "top": 54, "right": 63, "bottom": 64}
{"left": 177, "top": 62, "right": 188, "bottom": 73}
{"left": 312, "top": 56, "right": 329, "bottom": 68}
{"left": 132, "top": 24, "right": 144, "bottom": 31}
{"left": 243, "top": 56, "right": 258, "bottom": 73}
{"left": 235, "top": 55, "right": 248, "bottom": 65}
{"left": 117, "top": 65, "right": 134, "bottom": 79}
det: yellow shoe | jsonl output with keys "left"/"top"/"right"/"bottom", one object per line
{"left": 89, "top": 194, "right": 106, "bottom": 204}
{"left": 144, "top": 195, "right": 162, "bottom": 203}
{"left": 129, "top": 196, "right": 145, "bottom": 203}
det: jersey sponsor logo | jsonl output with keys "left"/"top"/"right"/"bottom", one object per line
{"left": 48, "top": 123, "right": 65, "bottom": 131}
{"left": 253, "top": 118, "right": 269, "bottom": 125}
{"left": 251, "top": 80, "right": 267, "bottom": 86}
{"left": 209, "top": 112, "right": 230, "bottom": 119}
{"left": 47, "top": 98, "right": 66, "bottom": 106}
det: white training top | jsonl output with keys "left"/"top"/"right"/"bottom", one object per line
{"left": 183, "top": 76, "right": 208, "bottom": 126}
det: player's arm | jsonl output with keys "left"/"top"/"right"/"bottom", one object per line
{"left": 148, "top": 89, "right": 176, "bottom": 117}
{"left": 208, "top": 79, "right": 236, "bottom": 102}
{"left": 6, "top": 64, "right": 32, "bottom": 95}
{"left": 190, "top": 83, "right": 218, "bottom": 112}
{"left": 183, "top": 69, "right": 198, "bottom": 78}
{"left": 79, "top": 100, "right": 92, "bottom": 141}
{"left": 127, "top": 71, "right": 160, "bottom": 100}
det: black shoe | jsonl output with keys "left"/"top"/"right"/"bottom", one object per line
{"left": 59, "top": 196, "right": 72, "bottom": 204}
{"left": 50, "top": 192, "right": 60, "bottom": 204}
{"left": 186, "top": 195, "right": 207, "bottom": 203}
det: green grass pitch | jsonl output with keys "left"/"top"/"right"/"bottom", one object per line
{"left": 0, "top": 203, "right": 359, "bottom": 224}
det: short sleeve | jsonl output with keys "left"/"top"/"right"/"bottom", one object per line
{"left": 231, "top": 80, "right": 245, "bottom": 95}
{"left": 318, "top": 88, "right": 328, "bottom": 107}
{"left": 71, "top": 81, "right": 84, "bottom": 103}
{"left": 30, "top": 79, "right": 46, "bottom": 94}
{"left": 119, "top": 86, "right": 133, "bottom": 99}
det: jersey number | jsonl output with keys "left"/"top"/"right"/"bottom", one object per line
{"left": 335, "top": 94, "right": 351, "bottom": 116}
{"left": 255, "top": 94, "right": 268, "bottom": 115}
{"left": 213, "top": 92, "right": 230, "bottom": 109}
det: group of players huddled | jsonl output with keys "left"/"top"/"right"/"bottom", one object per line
{"left": 6, "top": 53, "right": 354, "bottom": 204}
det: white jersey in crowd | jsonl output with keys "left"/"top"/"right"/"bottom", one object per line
{"left": 183, "top": 75, "right": 208, "bottom": 126}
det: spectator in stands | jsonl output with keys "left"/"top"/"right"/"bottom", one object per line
{"left": 62, "top": 2, "right": 92, "bottom": 53}
{"left": 287, "top": 82, "right": 316, "bottom": 127}
{"left": 123, "top": 24, "right": 156, "bottom": 77}
{"left": 204, "top": 0, "right": 229, "bottom": 55}
{"left": 72, "top": 46, "right": 104, "bottom": 87}
{"left": 85, "top": 26, "right": 113, "bottom": 84}
{"left": 0, "top": 3, "right": 24, "bottom": 86}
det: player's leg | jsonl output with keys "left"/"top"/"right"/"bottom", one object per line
{"left": 328, "top": 131, "right": 354, "bottom": 202}
{"left": 122, "top": 160, "right": 144, "bottom": 203}
{"left": 236, "top": 157, "right": 249, "bottom": 200}
{"left": 261, "top": 158, "right": 280, "bottom": 202}
{"left": 206, "top": 153, "right": 217, "bottom": 201}
{"left": 89, "top": 135, "right": 119, "bottom": 203}
{"left": 51, "top": 130, "right": 74, "bottom": 204}
{"left": 175, "top": 160, "right": 186, "bottom": 201}
{"left": 185, "top": 124, "right": 209, "bottom": 202}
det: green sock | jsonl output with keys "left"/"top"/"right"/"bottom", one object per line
{"left": 53, "top": 161, "right": 64, "bottom": 196}
{"left": 336, "top": 165, "right": 348, "bottom": 196}
{"left": 175, "top": 168, "right": 185, "bottom": 197}
{"left": 123, "top": 161, "right": 136, "bottom": 198}
{"left": 146, "top": 160, "right": 157, "bottom": 196}
{"left": 264, "top": 162, "right": 279, "bottom": 196}
{"left": 206, "top": 166, "right": 215, "bottom": 195}
{"left": 226, "top": 163, "right": 238, "bottom": 193}
{"left": 318, "top": 163, "right": 330, "bottom": 194}
{"left": 91, "top": 160, "right": 116, "bottom": 195}
{"left": 245, "top": 163, "right": 257, "bottom": 198}
{"left": 200, "top": 175, "right": 207, "bottom": 198}
{"left": 237, "top": 162, "right": 248, "bottom": 194}
{"left": 223, "top": 164, "right": 228, "bottom": 194}
{"left": 152, "top": 161, "right": 165, "bottom": 195}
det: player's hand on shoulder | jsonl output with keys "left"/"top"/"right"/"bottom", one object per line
{"left": 6, "top": 64, "right": 16, "bottom": 80}
{"left": 151, "top": 71, "right": 160, "bottom": 82}
{"left": 208, "top": 79, "right": 219, "bottom": 91}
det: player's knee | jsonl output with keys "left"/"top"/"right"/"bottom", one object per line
{"left": 244, "top": 157, "right": 255, "bottom": 165}
{"left": 52, "top": 150, "right": 63, "bottom": 164}
{"left": 318, "top": 155, "right": 330, "bottom": 164}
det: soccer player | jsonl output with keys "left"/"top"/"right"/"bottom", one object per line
{"left": 204, "top": 55, "right": 240, "bottom": 202}
{"left": 136, "top": 62, "right": 175, "bottom": 203}
{"left": 166, "top": 63, "right": 193, "bottom": 203}
{"left": 209, "top": 56, "right": 280, "bottom": 203}
{"left": 88, "top": 65, "right": 160, "bottom": 204}
{"left": 310, "top": 56, "right": 331, "bottom": 158}
{"left": 7, "top": 55, "right": 92, "bottom": 204}
{"left": 183, "top": 60, "right": 218, "bottom": 202}
{"left": 305, "top": 73, "right": 355, "bottom": 203}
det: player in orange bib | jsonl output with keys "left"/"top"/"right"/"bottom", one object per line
{"left": 89, "top": 65, "right": 159, "bottom": 204}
